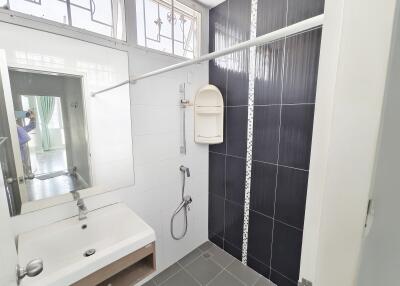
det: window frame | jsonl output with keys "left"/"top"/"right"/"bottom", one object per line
{"left": 0, "top": 0, "right": 208, "bottom": 58}
{"left": 0, "top": 0, "right": 128, "bottom": 47}
{"left": 135, "top": 0, "right": 203, "bottom": 59}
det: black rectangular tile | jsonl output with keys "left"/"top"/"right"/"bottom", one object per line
{"left": 271, "top": 221, "right": 303, "bottom": 282}
{"left": 287, "top": 0, "right": 325, "bottom": 26}
{"left": 247, "top": 255, "right": 270, "bottom": 279}
{"left": 226, "top": 156, "right": 246, "bottom": 205}
{"left": 227, "top": 0, "right": 250, "bottom": 43}
{"left": 270, "top": 269, "right": 298, "bottom": 286}
{"left": 275, "top": 167, "right": 309, "bottom": 229}
{"left": 226, "top": 61, "right": 249, "bottom": 106}
{"left": 255, "top": 40, "right": 284, "bottom": 105}
{"left": 250, "top": 161, "right": 276, "bottom": 217}
{"left": 226, "top": 106, "right": 248, "bottom": 158}
{"left": 209, "top": 152, "right": 226, "bottom": 197}
{"left": 209, "top": 105, "right": 227, "bottom": 154}
{"left": 252, "top": 105, "right": 280, "bottom": 164}
{"left": 223, "top": 239, "right": 242, "bottom": 261}
{"left": 256, "top": 0, "right": 287, "bottom": 36}
{"left": 279, "top": 105, "right": 315, "bottom": 170}
{"left": 209, "top": 232, "right": 224, "bottom": 249}
{"left": 209, "top": 1, "right": 229, "bottom": 123}
{"left": 209, "top": 1, "right": 229, "bottom": 53}
{"left": 209, "top": 62, "right": 227, "bottom": 107}
{"left": 224, "top": 200, "right": 244, "bottom": 248}
{"left": 226, "top": 0, "right": 250, "bottom": 106}
{"left": 209, "top": 193, "right": 225, "bottom": 238}
{"left": 282, "top": 28, "right": 322, "bottom": 104}
{"left": 248, "top": 210, "right": 273, "bottom": 265}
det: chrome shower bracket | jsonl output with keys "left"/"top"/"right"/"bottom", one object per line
{"left": 179, "top": 83, "right": 189, "bottom": 155}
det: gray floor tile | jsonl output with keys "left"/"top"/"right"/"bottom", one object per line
{"left": 178, "top": 248, "right": 203, "bottom": 267}
{"left": 153, "top": 263, "right": 182, "bottom": 285}
{"left": 226, "top": 260, "right": 260, "bottom": 286}
{"left": 206, "top": 244, "right": 236, "bottom": 268}
{"left": 208, "top": 271, "right": 245, "bottom": 286}
{"left": 141, "top": 280, "right": 156, "bottom": 286}
{"left": 254, "top": 276, "right": 276, "bottom": 286}
{"left": 161, "top": 270, "right": 199, "bottom": 286}
{"left": 198, "top": 241, "right": 214, "bottom": 252}
{"left": 185, "top": 255, "right": 222, "bottom": 285}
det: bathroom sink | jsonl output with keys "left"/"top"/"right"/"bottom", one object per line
{"left": 17, "top": 203, "right": 155, "bottom": 286}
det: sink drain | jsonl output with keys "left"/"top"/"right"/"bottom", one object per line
{"left": 83, "top": 249, "right": 96, "bottom": 257}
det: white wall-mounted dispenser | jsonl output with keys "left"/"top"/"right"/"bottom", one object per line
{"left": 194, "top": 84, "right": 224, "bottom": 144}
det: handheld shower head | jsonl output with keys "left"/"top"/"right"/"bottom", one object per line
{"left": 180, "top": 165, "right": 190, "bottom": 177}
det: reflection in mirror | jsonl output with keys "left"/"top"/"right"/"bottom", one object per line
{"left": 0, "top": 69, "right": 91, "bottom": 216}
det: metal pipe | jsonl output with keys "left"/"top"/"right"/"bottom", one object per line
{"left": 91, "top": 14, "right": 324, "bottom": 97}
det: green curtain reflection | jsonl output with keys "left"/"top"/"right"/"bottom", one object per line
{"left": 38, "top": 96, "right": 55, "bottom": 151}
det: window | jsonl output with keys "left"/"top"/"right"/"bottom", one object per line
{"left": 2, "top": 0, "right": 126, "bottom": 40}
{"left": 136, "top": 0, "right": 201, "bottom": 59}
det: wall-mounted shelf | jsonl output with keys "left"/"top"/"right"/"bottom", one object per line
{"left": 194, "top": 85, "right": 224, "bottom": 144}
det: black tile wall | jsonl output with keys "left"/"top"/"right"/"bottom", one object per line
{"left": 275, "top": 167, "right": 309, "bottom": 229}
{"left": 209, "top": 193, "right": 225, "bottom": 238}
{"left": 226, "top": 0, "right": 250, "bottom": 107}
{"left": 254, "top": 41, "right": 284, "bottom": 105}
{"left": 209, "top": 1, "right": 228, "bottom": 154}
{"left": 282, "top": 29, "right": 322, "bottom": 104}
{"left": 226, "top": 156, "right": 246, "bottom": 205}
{"left": 248, "top": 210, "right": 273, "bottom": 265}
{"left": 209, "top": 152, "right": 226, "bottom": 197}
{"left": 287, "top": 0, "right": 325, "bottom": 26}
{"left": 226, "top": 106, "right": 248, "bottom": 158}
{"left": 252, "top": 105, "right": 280, "bottom": 163}
{"left": 250, "top": 161, "right": 276, "bottom": 217}
{"left": 271, "top": 221, "right": 303, "bottom": 283}
{"left": 279, "top": 104, "right": 315, "bottom": 170}
{"left": 256, "top": 0, "right": 287, "bottom": 36}
{"left": 224, "top": 200, "right": 244, "bottom": 248}
{"left": 208, "top": 0, "right": 324, "bottom": 285}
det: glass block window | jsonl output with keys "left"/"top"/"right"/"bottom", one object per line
{"left": 136, "top": 0, "right": 201, "bottom": 59}
{"left": 2, "top": 0, "right": 126, "bottom": 40}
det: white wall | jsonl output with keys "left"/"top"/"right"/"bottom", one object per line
{"left": 301, "top": 0, "right": 397, "bottom": 284}
{"left": 356, "top": 2, "right": 400, "bottom": 284}
{"left": 0, "top": 21, "right": 209, "bottom": 283}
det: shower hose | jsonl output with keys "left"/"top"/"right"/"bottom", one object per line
{"left": 170, "top": 166, "right": 192, "bottom": 240}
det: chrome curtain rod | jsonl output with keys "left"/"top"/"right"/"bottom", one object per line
{"left": 92, "top": 14, "right": 324, "bottom": 97}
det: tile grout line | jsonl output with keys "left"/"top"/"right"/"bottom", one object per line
{"left": 268, "top": 0, "right": 289, "bottom": 278}
{"left": 209, "top": 151, "right": 309, "bottom": 172}
{"left": 177, "top": 260, "right": 203, "bottom": 286}
{"left": 241, "top": 0, "right": 259, "bottom": 265}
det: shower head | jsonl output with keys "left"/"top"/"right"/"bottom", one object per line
{"left": 180, "top": 165, "right": 190, "bottom": 177}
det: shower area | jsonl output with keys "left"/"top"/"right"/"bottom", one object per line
{"left": 207, "top": 0, "right": 323, "bottom": 285}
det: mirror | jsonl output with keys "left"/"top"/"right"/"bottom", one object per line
{"left": 0, "top": 69, "right": 92, "bottom": 216}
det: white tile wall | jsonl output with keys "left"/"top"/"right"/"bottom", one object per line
{"left": 0, "top": 22, "right": 209, "bottom": 283}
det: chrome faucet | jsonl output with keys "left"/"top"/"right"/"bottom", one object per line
{"left": 76, "top": 198, "right": 88, "bottom": 220}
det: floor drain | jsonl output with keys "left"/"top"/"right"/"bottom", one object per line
{"left": 83, "top": 249, "right": 96, "bottom": 257}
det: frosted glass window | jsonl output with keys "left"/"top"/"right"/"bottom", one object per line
{"left": 136, "top": 0, "right": 201, "bottom": 59}
{"left": 4, "top": 0, "right": 126, "bottom": 40}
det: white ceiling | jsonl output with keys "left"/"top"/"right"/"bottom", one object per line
{"left": 196, "top": 0, "right": 225, "bottom": 8}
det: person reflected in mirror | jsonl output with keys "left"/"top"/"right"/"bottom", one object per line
{"left": 16, "top": 110, "right": 36, "bottom": 175}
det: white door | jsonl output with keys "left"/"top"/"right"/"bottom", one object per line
{"left": 356, "top": 3, "right": 400, "bottom": 285}
{"left": 0, "top": 50, "right": 19, "bottom": 286}
{"left": 0, "top": 49, "right": 27, "bottom": 208}
{"left": 0, "top": 163, "right": 18, "bottom": 285}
